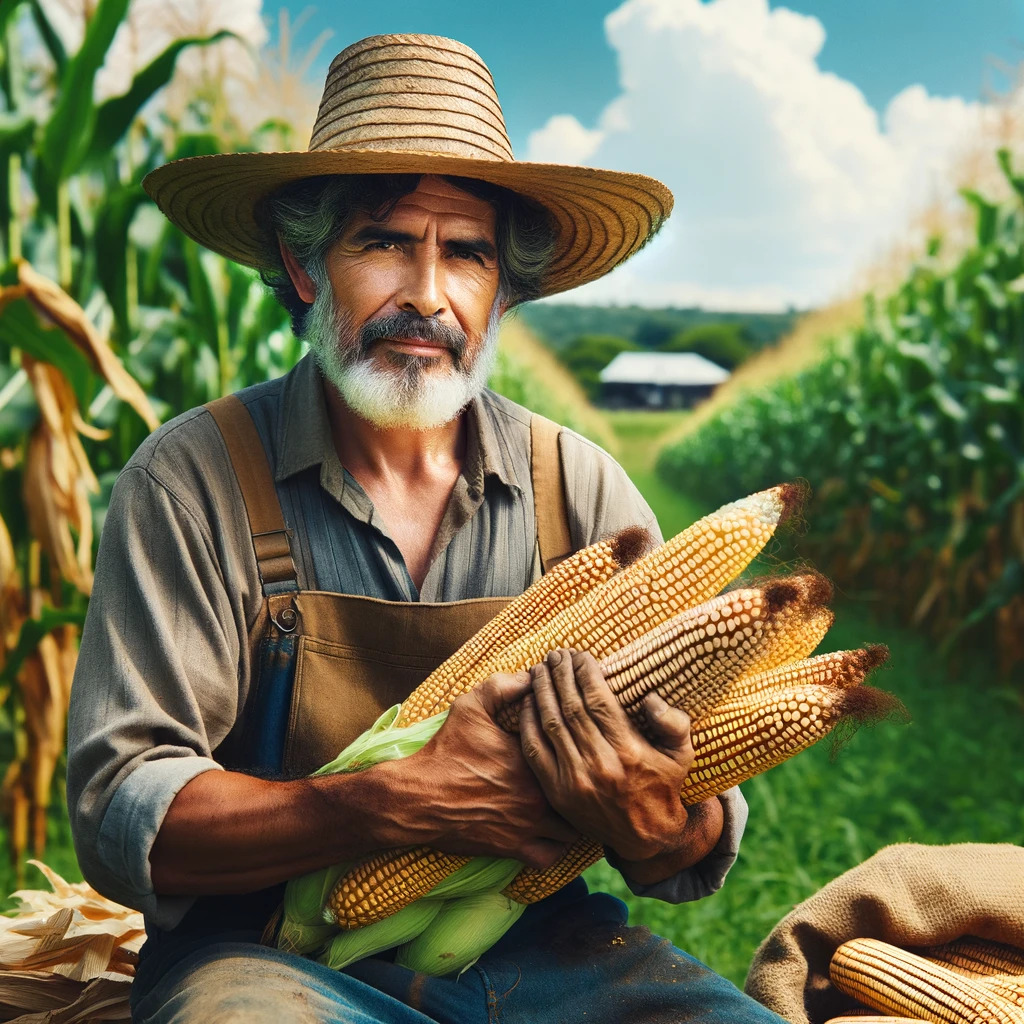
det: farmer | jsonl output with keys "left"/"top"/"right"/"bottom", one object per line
{"left": 67, "top": 34, "right": 782, "bottom": 1024}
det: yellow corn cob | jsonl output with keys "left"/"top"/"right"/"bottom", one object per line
{"left": 399, "top": 484, "right": 801, "bottom": 724}
{"left": 501, "top": 646, "right": 892, "bottom": 905}
{"left": 326, "top": 848, "right": 471, "bottom": 930}
{"left": 983, "top": 979, "right": 1024, "bottom": 1009}
{"left": 714, "top": 645, "right": 889, "bottom": 707}
{"left": 397, "top": 527, "right": 652, "bottom": 726}
{"left": 680, "top": 664, "right": 895, "bottom": 805}
{"left": 824, "top": 1018, "right": 929, "bottom": 1023}
{"left": 921, "top": 938, "right": 1024, "bottom": 979}
{"left": 830, "top": 938, "right": 1024, "bottom": 1024}
{"left": 500, "top": 837, "right": 604, "bottom": 904}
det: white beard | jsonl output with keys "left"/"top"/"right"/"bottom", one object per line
{"left": 303, "top": 284, "right": 500, "bottom": 431}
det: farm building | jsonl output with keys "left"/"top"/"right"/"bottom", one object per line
{"left": 599, "top": 352, "right": 730, "bottom": 408}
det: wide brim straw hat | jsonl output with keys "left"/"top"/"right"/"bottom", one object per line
{"left": 143, "top": 33, "right": 673, "bottom": 298}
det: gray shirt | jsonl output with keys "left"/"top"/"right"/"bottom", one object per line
{"left": 66, "top": 353, "right": 747, "bottom": 931}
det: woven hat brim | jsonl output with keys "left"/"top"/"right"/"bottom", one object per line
{"left": 142, "top": 150, "right": 673, "bottom": 298}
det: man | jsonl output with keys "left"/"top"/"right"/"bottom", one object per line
{"left": 67, "top": 34, "right": 783, "bottom": 1023}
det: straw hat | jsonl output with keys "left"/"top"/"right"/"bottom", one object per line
{"left": 143, "top": 34, "right": 673, "bottom": 298}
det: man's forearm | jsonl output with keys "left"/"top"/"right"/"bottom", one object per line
{"left": 149, "top": 759, "right": 421, "bottom": 894}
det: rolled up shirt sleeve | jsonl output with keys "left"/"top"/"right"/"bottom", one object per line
{"left": 67, "top": 419, "right": 257, "bottom": 931}
{"left": 620, "top": 787, "right": 749, "bottom": 903}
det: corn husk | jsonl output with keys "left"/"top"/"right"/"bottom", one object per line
{"left": 284, "top": 863, "right": 349, "bottom": 926}
{"left": 396, "top": 891, "right": 527, "bottom": 976}
{"left": 318, "top": 900, "right": 442, "bottom": 972}
{"left": 312, "top": 705, "right": 447, "bottom": 775}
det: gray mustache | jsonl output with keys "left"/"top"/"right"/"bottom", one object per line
{"left": 359, "top": 313, "right": 467, "bottom": 360}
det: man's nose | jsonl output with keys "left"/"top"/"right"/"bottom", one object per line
{"left": 396, "top": 249, "right": 446, "bottom": 318}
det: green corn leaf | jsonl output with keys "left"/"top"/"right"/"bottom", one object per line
{"left": 0, "top": 295, "right": 94, "bottom": 406}
{"left": 39, "top": 0, "right": 131, "bottom": 186}
{"left": 0, "top": 0, "right": 26, "bottom": 34}
{"left": 0, "top": 606, "right": 88, "bottom": 689}
{"left": 0, "top": 112, "right": 35, "bottom": 153}
{"left": 29, "top": 0, "right": 66, "bottom": 76}
{"left": 82, "top": 30, "right": 237, "bottom": 168}
{"left": 93, "top": 184, "right": 147, "bottom": 339}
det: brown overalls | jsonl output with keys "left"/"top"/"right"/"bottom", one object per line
{"left": 146, "top": 395, "right": 573, "bottom": 943}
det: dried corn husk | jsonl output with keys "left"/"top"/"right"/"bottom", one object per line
{"left": 0, "top": 862, "right": 143, "bottom": 1021}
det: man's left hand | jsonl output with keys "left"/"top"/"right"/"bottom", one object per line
{"left": 517, "top": 648, "right": 723, "bottom": 883}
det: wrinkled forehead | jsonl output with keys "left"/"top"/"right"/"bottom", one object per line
{"left": 356, "top": 175, "right": 497, "bottom": 236}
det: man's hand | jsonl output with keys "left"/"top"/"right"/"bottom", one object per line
{"left": 390, "top": 671, "right": 577, "bottom": 869}
{"left": 517, "top": 649, "right": 723, "bottom": 882}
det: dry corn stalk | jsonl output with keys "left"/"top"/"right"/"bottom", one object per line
{"left": 0, "top": 264, "right": 159, "bottom": 869}
{"left": 830, "top": 937, "right": 1024, "bottom": 1024}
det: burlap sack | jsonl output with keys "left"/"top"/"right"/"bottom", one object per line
{"left": 743, "top": 842, "right": 1024, "bottom": 1024}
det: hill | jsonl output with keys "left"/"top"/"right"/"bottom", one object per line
{"left": 518, "top": 303, "right": 800, "bottom": 352}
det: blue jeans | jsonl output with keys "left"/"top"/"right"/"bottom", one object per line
{"left": 131, "top": 880, "right": 783, "bottom": 1023}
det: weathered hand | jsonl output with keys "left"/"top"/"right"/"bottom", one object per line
{"left": 517, "top": 648, "right": 720, "bottom": 874}
{"left": 398, "top": 671, "right": 576, "bottom": 869}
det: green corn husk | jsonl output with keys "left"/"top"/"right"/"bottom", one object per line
{"left": 277, "top": 918, "right": 338, "bottom": 957}
{"left": 284, "top": 862, "right": 350, "bottom": 926}
{"left": 396, "top": 891, "right": 528, "bottom": 976}
{"left": 318, "top": 899, "right": 444, "bottom": 971}
{"left": 428, "top": 856, "right": 523, "bottom": 899}
{"left": 312, "top": 705, "right": 449, "bottom": 775}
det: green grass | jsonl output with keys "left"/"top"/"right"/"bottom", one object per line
{"left": 584, "top": 410, "right": 1024, "bottom": 986}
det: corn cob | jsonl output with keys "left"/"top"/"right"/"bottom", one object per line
{"left": 715, "top": 645, "right": 880, "bottom": 706}
{"left": 824, "top": 1017, "right": 929, "bottom": 1023}
{"left": 681, "top": 668, "right": 895, "bottom": 805}
{"left": 397, "top": 527, "right": 652, "bottom": 726}
{"left": 399, "top": 484, "right": 801, "bottom": 724}
{"left": 501, "top": 836, "right": 605, "bottom": 903}
{"left": 326, "top": 848, "right": 471, "bottom": 930}
{"left": 830, "top": 938, "right": 1024, "bottom": 1024}
{"left": 921, "top": 938, "right": 1024, "bottom": 979}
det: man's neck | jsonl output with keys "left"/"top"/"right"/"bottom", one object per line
{"left": 321, "top": 379, "right": 467, "bottom": 484}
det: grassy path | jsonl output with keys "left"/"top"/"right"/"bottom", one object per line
{"left": 586, "top": 409, "right": 1024, "bottom": 986}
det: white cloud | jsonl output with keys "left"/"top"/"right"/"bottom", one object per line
{"left": 526, "top": 0, "right": 995, "bottom": 309}
{"left": 527, "top": 114, "right": 605, "bottom": 165}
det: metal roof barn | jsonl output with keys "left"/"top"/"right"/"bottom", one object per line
{"left": 598, "top": 352, "right": 730, "bottom": 409}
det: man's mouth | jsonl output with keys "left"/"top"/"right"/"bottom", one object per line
{"left": 378, "top": 336, "right": 451, "bottom": 357}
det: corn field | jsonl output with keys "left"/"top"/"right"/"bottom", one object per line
{"left": 658, "top": 154, "right": 1024, "bottom": 678}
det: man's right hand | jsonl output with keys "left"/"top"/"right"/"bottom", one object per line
{"left": 381, "top": 672, "right": 577, "bottom": 869}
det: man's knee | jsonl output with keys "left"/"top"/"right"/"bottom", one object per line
{"left": 135, "top": 950, "right": 331, "bottom": 1024}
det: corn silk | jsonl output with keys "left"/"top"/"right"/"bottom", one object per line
{"left": 279, "top": 705, "right": 527, "bottom": 976}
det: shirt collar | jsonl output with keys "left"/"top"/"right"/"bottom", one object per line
{"left": 274, "top": 353, "right": 522, "bottom": 495}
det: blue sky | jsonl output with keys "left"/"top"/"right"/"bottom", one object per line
{"left": 270, "top": 0, "right": 1024, "bottom": 309}
{"left": 275, "top": 0, "right": 1022, "bottom": 156}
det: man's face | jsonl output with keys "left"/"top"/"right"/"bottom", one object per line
{"left": 304, "top": 175, "right": 503, "bottom": 430}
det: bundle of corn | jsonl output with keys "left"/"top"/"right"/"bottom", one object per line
{"left": 827, "top": 936, "right": 1024, "bottom": 1023}
{"left": 0, "top": 861, "right": 143, "bottom": 1022}
{"left": 281, "top": 484, "right": 899, "bottom": 975}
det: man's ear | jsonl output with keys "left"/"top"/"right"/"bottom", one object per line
{"left": 279, "top": 240, "right": 317, "bottom": 304}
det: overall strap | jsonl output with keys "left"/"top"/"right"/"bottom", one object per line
{"left": 206, "top": 395, "right": 299, "bottom": 597}
{"left": 530, "top": 413, "right": 573, "bottom": 572}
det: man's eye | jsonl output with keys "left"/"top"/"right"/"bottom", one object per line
{"left": 450, "top": 249, "right": 485, "bottom": 264}
{"left": 367, "top": 241, "right": 396, "bottom": 251}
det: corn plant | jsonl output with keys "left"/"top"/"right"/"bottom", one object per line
{"left": 0, "top": 0, "right": 297, "bottom": 871}
{"left": 658, "top": 151, "right": 1024, "bottom": 677}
